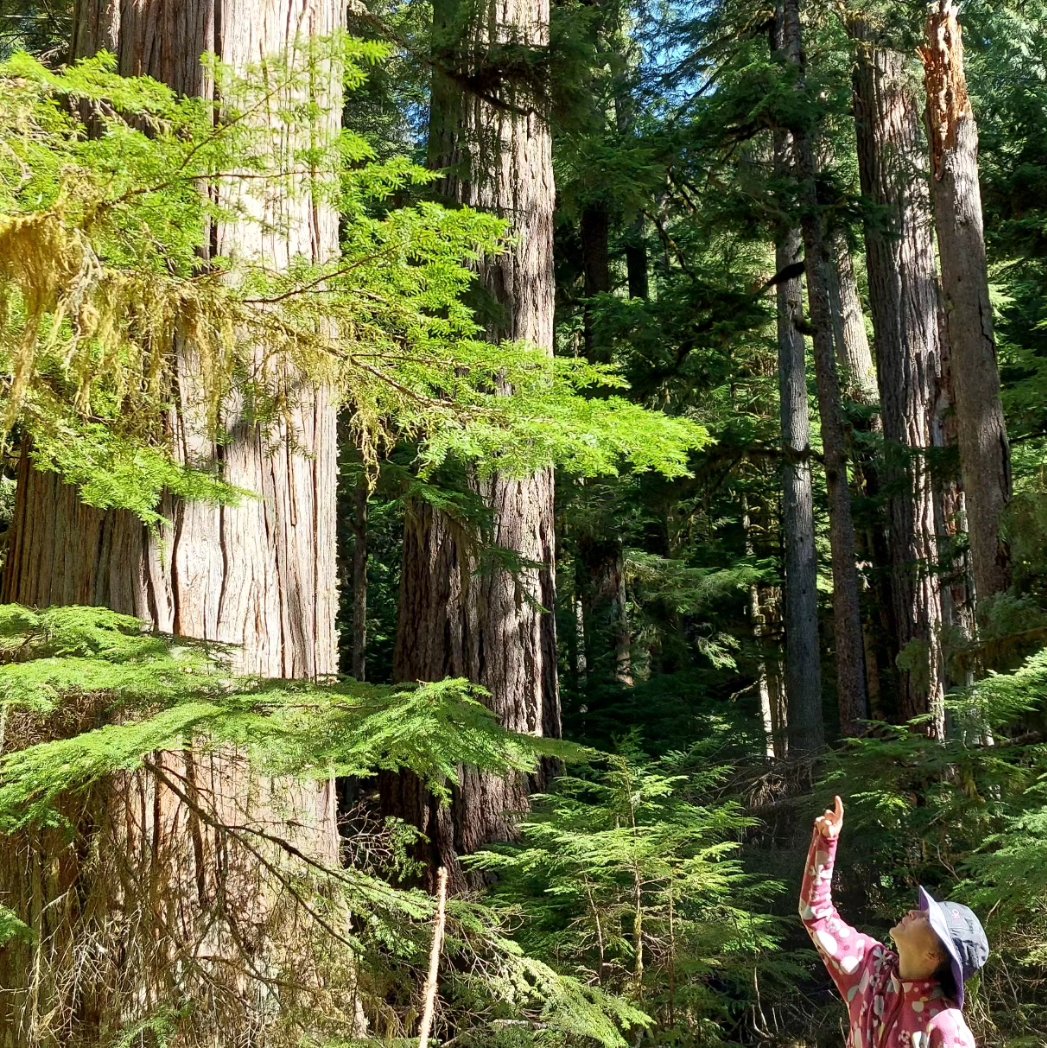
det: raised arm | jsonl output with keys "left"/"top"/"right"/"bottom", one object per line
{"left": 925, "top": 1009, "right": 976, "bottom": 1048}
{"left": 799, "top": 797, "right": 882, "bottom": 998}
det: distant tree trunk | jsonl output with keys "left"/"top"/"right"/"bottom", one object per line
{"left": 771, "top": 214, "right": 823, "bottom": 750}
{"left": 382, "top": 0, "right": 560, "bottom": 887}
{"left": 826, "top": 232, "right": 877, "bottom": 402}
{"left": 578, "top": 529, "right": 633, "bottom": 688}
{"left": 922, "top": 0, "right": 1012, "bottom": 606}
{"left": 581, "top": 201, "right": 612, "bottom": 362}
{"left": 578, "top": 203, "right": 633, "bottom": 689}
{"left": 610, "top": 44, "right": 649, "bottom": 301}
{"left": 825, "top": 231, "right": 892, "bottom": 718}
{"left": 744, "top": 496, "right": 788, "bottom": 758}
{"left": 779, "top": 0, "right": 867, "bottom": 743}
{"left": 0, "top": 1, "right": 345, "bottom": 1044}
{"left": 849, "top": 13, "right": 948, "bottom": 737}
{"left": 350, "top": 472, "right": 369, "bottom": 681}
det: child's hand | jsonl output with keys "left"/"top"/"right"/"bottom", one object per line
{"left": 814, "top": 795, "right": 844, "bottom": 840}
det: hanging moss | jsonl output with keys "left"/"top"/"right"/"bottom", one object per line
{"left": 0, "top": 45, "right": 708, "bottom": 525}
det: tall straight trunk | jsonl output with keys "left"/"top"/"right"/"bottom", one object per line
{"left": 578, "top": 204, "right": 632, "bottom": 689}
{"left": 350, "top": 472, "right": 369, "bottom": 680}
{"left": 825, "top": 231, "right": 893, "bottom": 717}
{"left": 849, "top": 13, "right": 948, "bottom": 736}
{"left": 778, "top": 0, "right": 867, "bottom": 742}
{"left": 382, "top": 0, "right": 559, "bottom": 886}
{"left": 922, "top": 0, "right": 1013, "bottom": 605}
{"left": 0, "top": 5, "right": 345, "bottom": 1045}
{"left": 772, "top": 215, "right": 823, "bottom": 750}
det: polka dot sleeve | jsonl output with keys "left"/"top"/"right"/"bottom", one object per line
{"left": 798, "top": 827, "right": 880, "bottom": 998}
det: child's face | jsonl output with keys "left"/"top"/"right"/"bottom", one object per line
{"left": 890, "top": 908, "right": 945, "bottom": 962}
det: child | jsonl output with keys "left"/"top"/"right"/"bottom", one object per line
{"left": 799, "top": 796, "right": 989, "bottom": 1047}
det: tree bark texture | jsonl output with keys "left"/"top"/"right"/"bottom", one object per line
{"left": 921, "top": 0, "right": 1013, "bottom": 605}
{"left": 825, "top": 231, "right": 895, "bottom": 718}
{"left": 383, "top": 0, "right": 559, "bottom": 886}
{"left": 779, "top": 0, "right": 867, "bottom": 742}
{"left": 849, "top": 15, "right": 948, "bottom": 736}
{"left": 826, "top": 231, "right": 877, "bottom": 403}
{"left": 0, "top": 3, "right": 345, "bottom": 1044}
{"left": 772, "top": 214, "right": 823, "bottom": 751}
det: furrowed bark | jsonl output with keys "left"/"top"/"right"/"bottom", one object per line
{"left": 381, "top": 0, "right": 560, "bottom": 888}
{"left": 848, "top": 11, "right": 948, "bottom": 737}
{"left": 0, "top": 3, "right": 346, "bottom": 1043}
{"left": 922, "top": 0, "right": 1013, "bottom": 606}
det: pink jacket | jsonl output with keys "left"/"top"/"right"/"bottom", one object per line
{"left": 799, "top": 828, "right": 976, "bottom": 1048}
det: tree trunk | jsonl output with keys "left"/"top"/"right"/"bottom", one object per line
{"left": 744, "top": 494, "right": 789, "bottom": 758}
{"left": 922, "top": 0, "right": 1013, "bottom": 605}
{"left": 382, "top": 0, "right": 560, "bottom": 887}
{"left": 826, "top": 231, "right": 877, "bottom": 403}
{"left": 771, "top": 215, "right": 823, "bottom": 751}
{"left": 610, "top": 42, "right": 649, "bottom": 301}
{"left": 824, "top": 231, "right": 894, "bottom": 718}
{"left": 849, "top": 12, "right": 948, "bottom": 736}
{"left": 779, "top": 0, "right": 867, "bottom": 743}
{"left": 577, "top": 202, "right": 632, "bottom": 690}
{"left": 581, "top": 201, "right": 613, "bottom": 362}
{"left": 0, "top": 3, "right": 345, "bottom": 1044}
{"left": 578, "top": 530, "right": 633, "bottom": 688}
{"left": 350, "top": 470, "right": 369, "bottom": 681}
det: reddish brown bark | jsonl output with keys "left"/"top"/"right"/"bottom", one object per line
{"left": 381, "top": 0, "right": 560, "bottom": 887}
{"left": 0, "top": 2, "right": 345, "bottom": 1043}
{"left": 849, "top": 12, "right": 948, "bottom": 737}
{"left": 922, "top": 1, "right": 1012, "bottom": 606}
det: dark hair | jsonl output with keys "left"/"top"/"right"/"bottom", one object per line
{"left": 934, "top": 956, "right": 958, "bottom": 1002}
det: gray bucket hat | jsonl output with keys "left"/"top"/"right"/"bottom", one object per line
{"left": 918, "top": 886, "right": 989, "bottom": 1009}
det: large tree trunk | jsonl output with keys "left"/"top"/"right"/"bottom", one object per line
{"left": 772, "top": 215, "right": 823, "bottom": 751}
{"left": 778, "top": 0, "right": 867, "bottom": 743}
{"left": 0, "top": 3, "right": 345, "bottom": 1044}
{"left": 382, "top": 0, "right": 559, "bottom": 887}
{"left": 922, "top": 0, "right": 1013, "bottom": 606}
{"left": 849, "top": 13, "right": 948, "bottom": 737}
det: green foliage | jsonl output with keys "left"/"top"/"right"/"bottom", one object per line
{"left": 469, "top": 749, "right": 785, "bottom": 1046}
{"left": 0, "top": 604, "right": 585, "bottom": 832}
{"left": 0, "top": 602, "right": 654, "bottom": 1048}
{"left": 0, "top": 902, "right": 32, "bottom": 945}
{"left": 0, "top": 43, "right": 707, "bottom": 525}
